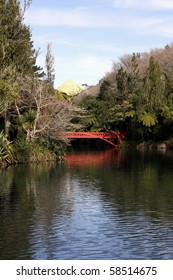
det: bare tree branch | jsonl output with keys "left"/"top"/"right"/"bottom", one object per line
{"left": 13, "top": 75, "right": 86, "bottom": 142}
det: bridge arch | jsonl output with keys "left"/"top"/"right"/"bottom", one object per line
{"left": 55, "top": 131, "right": 125, "bottom": 148}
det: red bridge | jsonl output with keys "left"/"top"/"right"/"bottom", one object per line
{"left": 55, "top": 131, "right": 125, "bottom": 148}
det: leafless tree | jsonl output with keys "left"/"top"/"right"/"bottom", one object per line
{"left": 14, "top": 76, "right": 85, "bottom": 142}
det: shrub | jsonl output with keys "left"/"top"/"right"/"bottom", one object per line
{"left": 13, "top": 136, "right": 57, "bottom": 163}
{"left": 0, "top": 131, "right": 14, "bottom": 167}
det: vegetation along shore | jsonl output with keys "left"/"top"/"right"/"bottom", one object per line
{"left": 1, "top": 0, "right": 173, "bottom": 167}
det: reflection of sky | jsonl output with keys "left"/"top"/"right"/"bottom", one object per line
{"left": 29, "top": 175, "right": 173, "bottom": 259}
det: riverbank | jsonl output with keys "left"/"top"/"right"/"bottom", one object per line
{"left": 0, "top": 133, "right": 65, "bottom": 168}
{"left": 1, "top": 133, "right": 173, "bottom": 168}
{"left": 136, "top": 138, "right": 173, "bottom": 151}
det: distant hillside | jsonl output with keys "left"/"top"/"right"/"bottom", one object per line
{"left": 73, "top": 83, "right": 101, "bottom": 103}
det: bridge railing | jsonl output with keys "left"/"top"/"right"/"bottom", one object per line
{"left": 55, "top": 131, "right": 125, "bottom": 139}
{"left": 53, "top": 131, "right": 125, "bottom": 148}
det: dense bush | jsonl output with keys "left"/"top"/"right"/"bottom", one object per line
{"left": 13, "top": 136, "right": 57, "bottom": 163}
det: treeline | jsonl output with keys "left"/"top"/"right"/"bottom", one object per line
{"left": 79, "top": 45, "right": 173, "bottom": 144}
{"left": 0, "top": 0, "right": 84, "bottom": 167}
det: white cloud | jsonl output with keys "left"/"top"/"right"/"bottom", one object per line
{"left": 26, "top": 6, "right": 170, "bottom": 34}
{"left": 26, "top": 7, "right": 94, "bottom": 28}
{"left": 24, "top": 0, "right": 173, "bottom": 44}
{"left": 154, "top": 0, "right": 173, "bottom": 9}
{"left": 112, "top": 0, "right": 145, "bottom": 9}
{"left": 112, "top": 0, "right": 173, "bottom": 10}
{"left": 27, "top": 6, "right": 156, "bottom": 29}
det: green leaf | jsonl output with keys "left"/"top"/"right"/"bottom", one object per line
{"left": 125, "top": 110, "right": 135, "bottom": 118}
{"left": 138, "top": 112, "right": 157, "bottom": 127}
{"left": 161, "top": 105, "right": 173, "bottom": 120}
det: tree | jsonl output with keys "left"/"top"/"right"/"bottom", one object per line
{"left": 14, "top": 76, "right": 85, "bottom": 142}
{"left": 45, "top": 42, "right": 55, "bottom": 86}
{"left": 0, "top": 0, "right": 38, "bottom": 77}
{"left": 0, "top": 0, "right": 43, "bottom": 135}
{"left": 116, "top": 67, "right": 128, "bottom": 100}
{"left": 98, "top": 80, "right": 111, "bottom": 101}
{"left": 147, "top": 56, "right": 163, "bottom": 110}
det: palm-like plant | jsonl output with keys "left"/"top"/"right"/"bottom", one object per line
{"left": 18, "top": 109, "right": 36, "bottom": 130}
{"left": 138, "top": 111, "right": 157, "bottom": 127}
{"left": 0, "top": 131, "right": 14, "bottom": 166}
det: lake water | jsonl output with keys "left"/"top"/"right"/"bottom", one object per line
{"left": 0, "top": 148, "right": 173, "bottom": 260}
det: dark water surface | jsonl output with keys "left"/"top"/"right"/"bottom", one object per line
{"left": 1, "top": 148, "right": 173, "bottom": 260}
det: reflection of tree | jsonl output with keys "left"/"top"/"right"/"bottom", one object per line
{"left": 67, "top": 149, "right": 173, "bottom": 221}
{"left": 96, "top": 150, "right": 173, "bottom": 221}
{"left": 0, "top": 166, "right": 35, "bottom": 259}
{"left": 0, "top": 168, "right": 14, "bottom": 199}
{"left": 0, "top": 162, "right": 73, "bottom": 259}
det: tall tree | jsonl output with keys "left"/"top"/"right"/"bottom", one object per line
{"left": 45, "top": 42, "right": 55, "bottom": 86}
{"left": 116, "top": 67, "right": 128, "bottom": 100}
{"left": 0, "top": 0, "right": 39, "bottom": 78}
{"left": 0, "top": 0, "right": 42, "bottom": 134}
{"left": 143, "top": 56, "right": 164, "bottom": 112}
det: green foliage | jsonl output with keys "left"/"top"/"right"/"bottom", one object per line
{"left": 138, "top": 112, "right": 157, "bottom": 127}
{"left": 143, "top": 56, "right": 164, "bottom": 112}
{"left": 56, "top": 91, "right": 69, "bottom": 100}
{"left": 0, "top": 0, "right": 87, "bottom": 167}
{"left": 79, "top": 48, "right": 173, "bottom": 140}
{"left": 125, "top": 110, "right": 136, "bottom": 118}
{"left": 98, "top": 80, "right": 112, "bottom": 100}
{"left": 0, "top": 0, "right": 41, "bottom": 77}
{"left": 80, "top": 95, "right": 114, "bottom": 131}
{"left": 13, "top": 135, "right": 32, "bottom": 162}
{"left": 38, "top": 136, "right": 66, "bottom": 158}
{"left": 13, "top": 136, "right": 56, "bottom": 163}
{"left": 18, "top": 109, "right": 36, "bottom": 130}
{"left": 0, "top": 131, "right": 14, "bottom": 166}
{"left": 116, "top": 67, "right": 128, "bottom": 98}
{"left": 161, "top": 105, "right": 173, "bottom": 121}
{"left": 0, "top": 79, "right": 17, "bottom": 101}
{"left": 1, "top": 0, "right": 173, "bottom": 165}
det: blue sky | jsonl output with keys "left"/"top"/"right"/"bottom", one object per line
{"left": 24, "top": 0, "right": 173, "bottom": 87}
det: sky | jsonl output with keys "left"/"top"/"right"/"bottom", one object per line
{"left": 23, "top": 0, "right": 173, "bottom": 88}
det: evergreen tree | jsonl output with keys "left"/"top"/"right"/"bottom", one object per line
{"left": 0, "top": 0, "right": 42, "bottom": 135}
{"left": 116, "top": 67, "right": 128, "bottom": 100}
{"left": 147, "top": 56, "right": 163, "bottom": 111}
{"left": 127, "top": 53, "right": 140, "bottom": 95}
{"left": 0, "top": 0, "right": 39, "bottom": 77}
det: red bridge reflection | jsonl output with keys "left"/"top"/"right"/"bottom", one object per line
{"left": 65, "top": 149, "right": 124, "bottom": 167}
